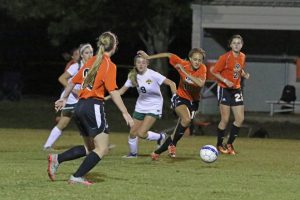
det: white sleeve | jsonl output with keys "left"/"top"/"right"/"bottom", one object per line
{"left": 153, "top": 71, "right": 166, "bottom": 85}
{"left": 124, "top": 79, "right": 133, "bottom": 88}
{"left": 67, "top": 63, "right": 79, "bottom": 77}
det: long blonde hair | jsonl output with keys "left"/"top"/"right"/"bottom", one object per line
{"left": 82, "top": 32, "right": 118, "bottom": 89}
{"left": 128, "top": 55, "right": 149, "bottom": 87}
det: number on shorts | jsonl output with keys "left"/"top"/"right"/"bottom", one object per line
{"left": 234, "top": 93, "right": 243, "bottom": 102}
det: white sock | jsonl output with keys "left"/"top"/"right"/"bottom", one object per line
{"left": 146, "top": 131, "right": 161, "bottom": 141}
{"left": 128, "top": 137, "right": 138, "bottom": 155}
{"left": 43, "top": 126, "right": 62, "bottom": 148}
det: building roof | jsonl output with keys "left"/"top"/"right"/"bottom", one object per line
{"left": 196, "top": 0, "right": 300, "bottom": 7}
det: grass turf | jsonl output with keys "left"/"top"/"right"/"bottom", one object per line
{"left": 0, "top": 128, "right": 300, "bottom": 200}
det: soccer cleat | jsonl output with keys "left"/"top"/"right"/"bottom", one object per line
{"left": 151, "top": 152, "right": 160, "bottom": 161}
{"left": 68, "top": 175, "right": 93, "bottom": 186}
{"left": 217, "top": 145, "right": 229, "bottom": 154}
{"left": 157, "top": 132, "right": 167, "bottom": 148}
{"left": 122, "top": 153, "right": 138, "bottom": 158}
{"left": 168, "top": 144, "right": 176, "bottom": 158}
{"left": 47, "top": 154, "right": 59, "bottom": 181}
{"left": 226, "top": 144, "right": 236, "bottom": 155}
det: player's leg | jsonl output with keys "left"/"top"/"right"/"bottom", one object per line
{"left": 44, "top": 116, "right": 71, "bottom": 149}
{"left": 226, "top": 105, "right": 244, "bottom": 154}
{"left": 47, "top": 135, "right": 88, "bottom": 181}
{"left": 216, "top": 104, "right": 230, "bottom": 153}
{"left": 123, "top": 118, "right": 143, "bottom": 157}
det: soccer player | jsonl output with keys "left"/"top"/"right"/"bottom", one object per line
{"left": 105, "top": 55, "right": 176, "bottom": 158}
{"left": 64, "top": 48, "right": 80, "bottom": 71}
{"left": 43, "top": 43, "right": 93, "bottom": 150}
{"left": 137, "top": 48, "right": 207, "bottom": 160}
{"left": 210, "top": 34, "right": 250, "bottom": 155}
{"left": 48, "top": 32, "right": 134, "bottom": 185}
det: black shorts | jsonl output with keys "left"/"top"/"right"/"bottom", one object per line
{"left": 173, "top": 95, "right": 199, "bottom": 118}
{"left": 74, "top": 98, "right": 108, "bottom": 137}
{"left": 61, "top": 103, "right": 77, "bottom": 117}
{"left": 217, "top": 86, "right": 244, "bottom": 106}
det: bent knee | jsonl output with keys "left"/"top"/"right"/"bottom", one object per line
{"left": 181, "top": 117, "right": 191, "bottom": 127}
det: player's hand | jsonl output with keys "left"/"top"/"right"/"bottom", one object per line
{"left": 55, "top": 99, "right": 66, "bottom": 112}
{"left": 224, "top": 79, "right": 234, "bottom": 88}
{"left": 175, "top": 64, "right": 184, "bottom": 72}
{"left": 122, "top": 113, "right": 134, "bottom": 128}
{"left": 137, "top": 50, "right": 149, "bottom": 59}
{"left": 243, "top": 72, "right": 250, "bottom": 79}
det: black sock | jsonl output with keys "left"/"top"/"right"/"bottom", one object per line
{"left": 57, "top": 145, "right": 86, "bottom": 164}
{"left": 172, "top": 123, "right": 188, "bottom": 146}
{"left": 216, "top": 128, "right": 226, "bottom": 146}
{"left": 227, "top": 124, "right": 240, "bottom": 144}
{"left": 73, "top": 151, "right": 101, "bottom": 177}
{"left": 155, "top": 137, "right": 172, "bottom": 154}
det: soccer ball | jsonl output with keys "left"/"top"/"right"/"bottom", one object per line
{"left": 200, "top": 145, "right": 218, "bottom": 163}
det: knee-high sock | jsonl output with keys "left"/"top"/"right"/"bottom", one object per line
{"left": 154, "top": 137, "right": 172, "bottom": 154}
{"left": 172, "top": 123, "right": 188, "bottom": 146}
{"left": 128, "top": 137, "right": 138, "bottom": 155}
{"left": 73, "top": 151, "right": 101, "bottom": 178}
{"left": 57, "top": 145, "right": 86, "bottom": 164}
{"left": 216, "top": 128, "right": 226, "bottom": 146}
{"left": 44, "top": 126, "right": 62, "bottom": 148}
{"left": 227, "top": 124, "right": 240, "bottom": 144}
{"left": 146, "top": 131, "right": 161, "bottom": 141}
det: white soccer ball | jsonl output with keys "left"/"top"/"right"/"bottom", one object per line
{"left": 200, "top": 145, "right": 218, "bottom": 163}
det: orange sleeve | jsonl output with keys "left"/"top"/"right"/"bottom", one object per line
{"left": 212, "top": 55, "right": 226, "bottom": 74}
{"left": 169, "top": 54, "right": 184, "bottom": 67}
{"left": 104, "top": 63, "right": 118, "bottom": 92}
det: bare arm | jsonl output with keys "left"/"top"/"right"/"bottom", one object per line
{"left": 55, "top": 82, "right": 75, "bottom": 111}
{"left": 163, "top": 78, "right": 177, "bottom": 95}
{"left": 110, "top": 90, "right": 134, "bottom": 127}
{"left": 137, "top": 50, "right": 171, "bottom": 60}
{"left": 58, "top": 71, "right": 71, "bottom": 87}
{"left": 210, "top": 66, "right": 234, "bottom": 88}
{"left": 104, "top": 85, "right": 129, "bottom": 101}
{"left": 176, "top": 64, "right": 205, "bottom": 87}
{"left": 241, "top": 69, "right": 250, "bottom": 79}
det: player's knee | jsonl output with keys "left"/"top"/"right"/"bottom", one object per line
{"left": 137, "top": 131, "right": 147, "bottom": 139}
{"left": 220, "top": 118, "right": 229, "bottom": 127}
{"left": 94, "top": 146, "right": 108, "bottom": 157}
{"left": 181, "top": 117, "right": 191, "bottom": 127}
{"left": 234, "top": 118, "right": 244, "bottom": 127}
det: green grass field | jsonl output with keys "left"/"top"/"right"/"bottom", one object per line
{"left": 0, "top": 128, "right": 300, "bottom": 200}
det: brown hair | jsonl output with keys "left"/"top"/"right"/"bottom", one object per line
{"left": 188, "top": 48, "right": 206, "bottom": 60}
{"left": 82, "top": 32, "right": 118, "bottom": 89}
{"left": 228, "top": 34, "right": 244, "bottom": 47}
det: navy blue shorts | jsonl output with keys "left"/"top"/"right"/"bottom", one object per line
{"left": 172, "top": 95, "right": 199, "bottom": 118}
{"left": 74, "top": 98, "right": 108, "bottom": 137}
{"left": 217, "top": 86, "right": 244, "bottom": 106}
{"left": 61, "top": 103, "right": 76, "bottom": 117}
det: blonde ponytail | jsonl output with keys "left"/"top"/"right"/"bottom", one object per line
{"left": 128, "top": 68, "right": 138, "bottom": 87}
{"left": 82, "top": 46, "right": 104, "bottom": 88}
{"left": 82, "top": 31, "right": 118, "bottom": 89}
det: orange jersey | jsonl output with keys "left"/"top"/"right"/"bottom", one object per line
{"left": 213, "top": 51, "right": 246, "bottom": 89}
{"left": 169, "top": 54, "right": 206, "bottom": 101}
{"left": 71, "top": 55, "right": 117, "bottom": 99}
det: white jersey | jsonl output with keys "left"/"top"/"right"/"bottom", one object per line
{"left": 125, "top": 69, "right": 166, "bottom": 115}
{"left": 60, "top": 61, "right": 82, "bottom": 104}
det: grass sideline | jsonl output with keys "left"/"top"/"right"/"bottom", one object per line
{"left": 0, "top": 128, "right": 300, "bottom": 200}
